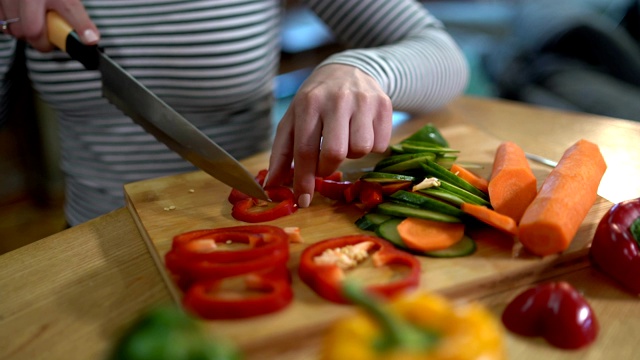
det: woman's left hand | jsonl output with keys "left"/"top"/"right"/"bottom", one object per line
{"left": 266, "top": 64, "right": 393, "bottom": 208}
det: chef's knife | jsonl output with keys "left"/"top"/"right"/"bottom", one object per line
{"left": 46, "top": 12, "right": 269, "bottom": 201}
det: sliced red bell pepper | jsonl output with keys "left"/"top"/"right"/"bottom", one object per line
{"left": 358, "top": 181, "right": 384, "bottom": 210}
{"left": 166, "top": 225, "right": 294, "bottom": 319}
{"left": 318, "top": 179, "right": 353, "bottom": 201}
{"left": 183, "top": 265, "right": 293, "bottom": 320}
{"left": 343, "top": 180, "right": 363, "bottom": 203}
{"left": 231, "top": 186, "right": 297, "bottom": 223}
{"left": 502, "top": 281, "right": 599, "bottom": 349}
{"left": 298, "top": 235, "right": 421, "bottom": 304}
{"left": 590, "top": 197, "right": 640, "bottom": 295}
{"left": 228, "top": 169, "right": 269, "bottom": 204}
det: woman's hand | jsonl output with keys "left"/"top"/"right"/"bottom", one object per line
{"left": 0, "top": 0, "right": 99, "bottom": 51}
{"left": 267, "top": 64, "right": 393, "bottom": 208}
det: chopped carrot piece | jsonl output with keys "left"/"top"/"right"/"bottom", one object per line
{"left": 461, "top": 202, "right": 518, "bottom": 237}
{"left": 397, "top": 217, "right": 465, "bottom": 252}
{"left": 518, "top": 139, "right": 607, "bottom": 256}
{"left": 450, "top": 163, "right": 489, "bottom": 193}
{"left": 488, "top": 141, "right": 538, "bottom": 223}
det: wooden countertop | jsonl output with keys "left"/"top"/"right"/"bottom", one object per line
{"left": 1, "top": 96, "right": 639, "bottom": 360}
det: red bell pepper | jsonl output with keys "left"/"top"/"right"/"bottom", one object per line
{"left": 298, "top": 235, "right": 421, "bottom": 304}
{"left": 501, "top": 281, "right": 599, "bottom": 350}
{"left": 183, "top": 265, "right": 293, "bottom": 319}
{"left": 231, "top": 186, "right": 297, "bottom": 223}
{"left": 590, "top": 197, "right": 640, "bottom": 295}
{"left": 318, "top": 179, "right": 353, "bottom": 201}
{"left": 358, "top": 181, "right": 384, "bottom": 210}
{"left": 166, "top": 225, "right": 294, "bottom": 319}
{"left": 228, "top": 169, "right": 269, "bottom": 204}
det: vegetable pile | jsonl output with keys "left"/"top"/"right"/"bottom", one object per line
{"left": 351, "top": 125, "right": 607, "bottom": 259}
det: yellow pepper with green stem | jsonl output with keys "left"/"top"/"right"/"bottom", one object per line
{"left": 322, "top": 283, "right": 505, "bottom": 360}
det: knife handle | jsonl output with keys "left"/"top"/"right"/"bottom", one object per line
{"left": 46, "top": 11, "right": 100, "bottom": 70}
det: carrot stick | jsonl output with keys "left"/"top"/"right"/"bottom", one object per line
{"left": 518, "top": 139, "right": 607, "bottom": 256}
{"left": 488, "top": 141, "right": 538, "bottom": 223}
{"left": 397, "top": 218, "right": 465, "bottom": 251}
{"left": 461, "top": 202, "right": 518, "bottom": 237}
{"left": 450, "top": 163, "right": 489, "bottom": 193}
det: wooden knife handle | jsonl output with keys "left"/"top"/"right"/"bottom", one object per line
{"left": 46, "top": 11, "right": 100, "bottom": 70}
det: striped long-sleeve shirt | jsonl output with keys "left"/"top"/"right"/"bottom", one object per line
{"left": 0, "top": 0, "right": 468, "bottom": 225}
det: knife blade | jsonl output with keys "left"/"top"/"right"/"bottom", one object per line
{"left": 46, "top": 12, "right": 269, "bottom": 201}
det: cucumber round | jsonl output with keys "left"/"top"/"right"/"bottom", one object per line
{"left": 423, "top": 235, "right": 476, "bottom": 258}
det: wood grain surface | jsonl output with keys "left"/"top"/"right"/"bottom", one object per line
{"left": 124, "top": 112, "right": 611, "bottom": 357}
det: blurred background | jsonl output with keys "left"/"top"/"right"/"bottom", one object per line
{"left": 2, "top": 0, "right": 638, "bottom": 254}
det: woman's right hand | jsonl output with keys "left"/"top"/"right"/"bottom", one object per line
{"left": 0, "top": 0, "right": 99, "bottom": 51}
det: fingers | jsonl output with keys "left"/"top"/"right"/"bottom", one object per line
{"left": 1, "top": 0, "right": 99, "bottom": 52}
{"left": 268, "top": 64, "right": 393, "bottom": 208}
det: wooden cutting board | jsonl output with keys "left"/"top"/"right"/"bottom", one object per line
{"left": 124, "top": 117, "right": 611, "bottom": 358}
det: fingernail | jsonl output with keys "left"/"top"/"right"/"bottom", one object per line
{"left": 81, "top": 29, "right": 100, "bottom": 44}
{"left": 298, "top": 193, "right": 311, "bottom": 208}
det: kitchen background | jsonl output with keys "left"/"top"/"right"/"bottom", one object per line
{"left": 1, "top": 0, "right": 635, "bottom": 254}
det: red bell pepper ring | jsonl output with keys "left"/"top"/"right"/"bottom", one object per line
{"left": 590, "top": 197, "right": 640, "bottom": 295}
{"left": 298, "top": 235, "right": 421, "bottom": 304}
{"left": 231, "top": 186, "right": 297, "bottom": 223}
{"left": 501, "top": 281, "right": 599, "bottom": 350}
{"left": 183, "top": 265, "right": 294, "bottom": 319}
{"left": 228, "top": 169, "right": 269, "bottom": 204}
{"left": 169, "top": 225, "right": 289, "bottom": 262}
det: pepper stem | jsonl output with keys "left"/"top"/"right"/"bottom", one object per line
{"left": 341, "top": 281, "right": 438, "bottom": 353}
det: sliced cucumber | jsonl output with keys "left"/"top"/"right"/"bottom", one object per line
{"left": 377, "top": 155, "right": 435, "bottom": 174}
{"left": 438, "top": 181, "right": 491, "bottom": 207}
{"left": 424, "top": 235, "right": 476, "bottom": 258}
{"left": 360, "top": 172, "right": 416, "bottom": 183}
{"left": 420, "top": 160, "right": 488, "bottom": 200}
{"left": 399, "top": 141, "right": 460, "bottom": 155}
{"left": 389, "top": 190, "right": 463, "bottom": 217}
{"left": 375, "top": 202, "right": 461, "bottom": 223}
{"left": 418, "top": 187, "right": 466, "bottom": 207}
{"left": 355, "top": 213, "right": 393, "bottom": 231}
{"left": 374, "top": 152, "right": 435, "bottom": 171}
{"left": 375, "top": 218, "right": 404, "bottom": 247}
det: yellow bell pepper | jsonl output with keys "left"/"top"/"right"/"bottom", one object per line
{"left": 322, "top": 283, "right": 505, "bottom": 360}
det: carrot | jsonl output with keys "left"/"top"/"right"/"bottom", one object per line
{"left": 450, "top": 163, "right": 489, "bottom": 193}
{"left": 397, "top": 217, "right": 465, "bottom": 252}
{"left": 488, "top": 141, "right": 538, "bottom": 223}
{"left": 461, "top": 202, "right": 518, "bottom": 237}
{"left": 518, "top": 139, "right": 607, "bottom": 256}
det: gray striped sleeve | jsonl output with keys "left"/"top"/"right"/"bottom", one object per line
{"left": 304, "top": 0, "right": 469, "bottom": 113}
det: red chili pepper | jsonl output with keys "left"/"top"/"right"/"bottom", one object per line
{"left": 298, "top": 235, "right": 421, "bottom": 304}
{"left": 231, "top": 186, "right": 297, "bottom": 223}
{"left": 183, "top": 265, "right": 293, "bottom": 319}
{"left": 501, "top": 281, "right": 599, "bottom": 350}
{"left": 590, "top": 197, "right": 640, "bottom": 295}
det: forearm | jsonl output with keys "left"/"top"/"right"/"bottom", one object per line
{"left": 304, "top": 0, "right": 469, "bottom": 113}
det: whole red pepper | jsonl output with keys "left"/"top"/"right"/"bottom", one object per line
{"left": 298, "top": 235, "right": 421, "bottom": 304}
{"left": 501, "top": 281, "right": 599, "bottom": 350}
{"left": 590, "top": 197, "right": 640, "bottom": 295}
